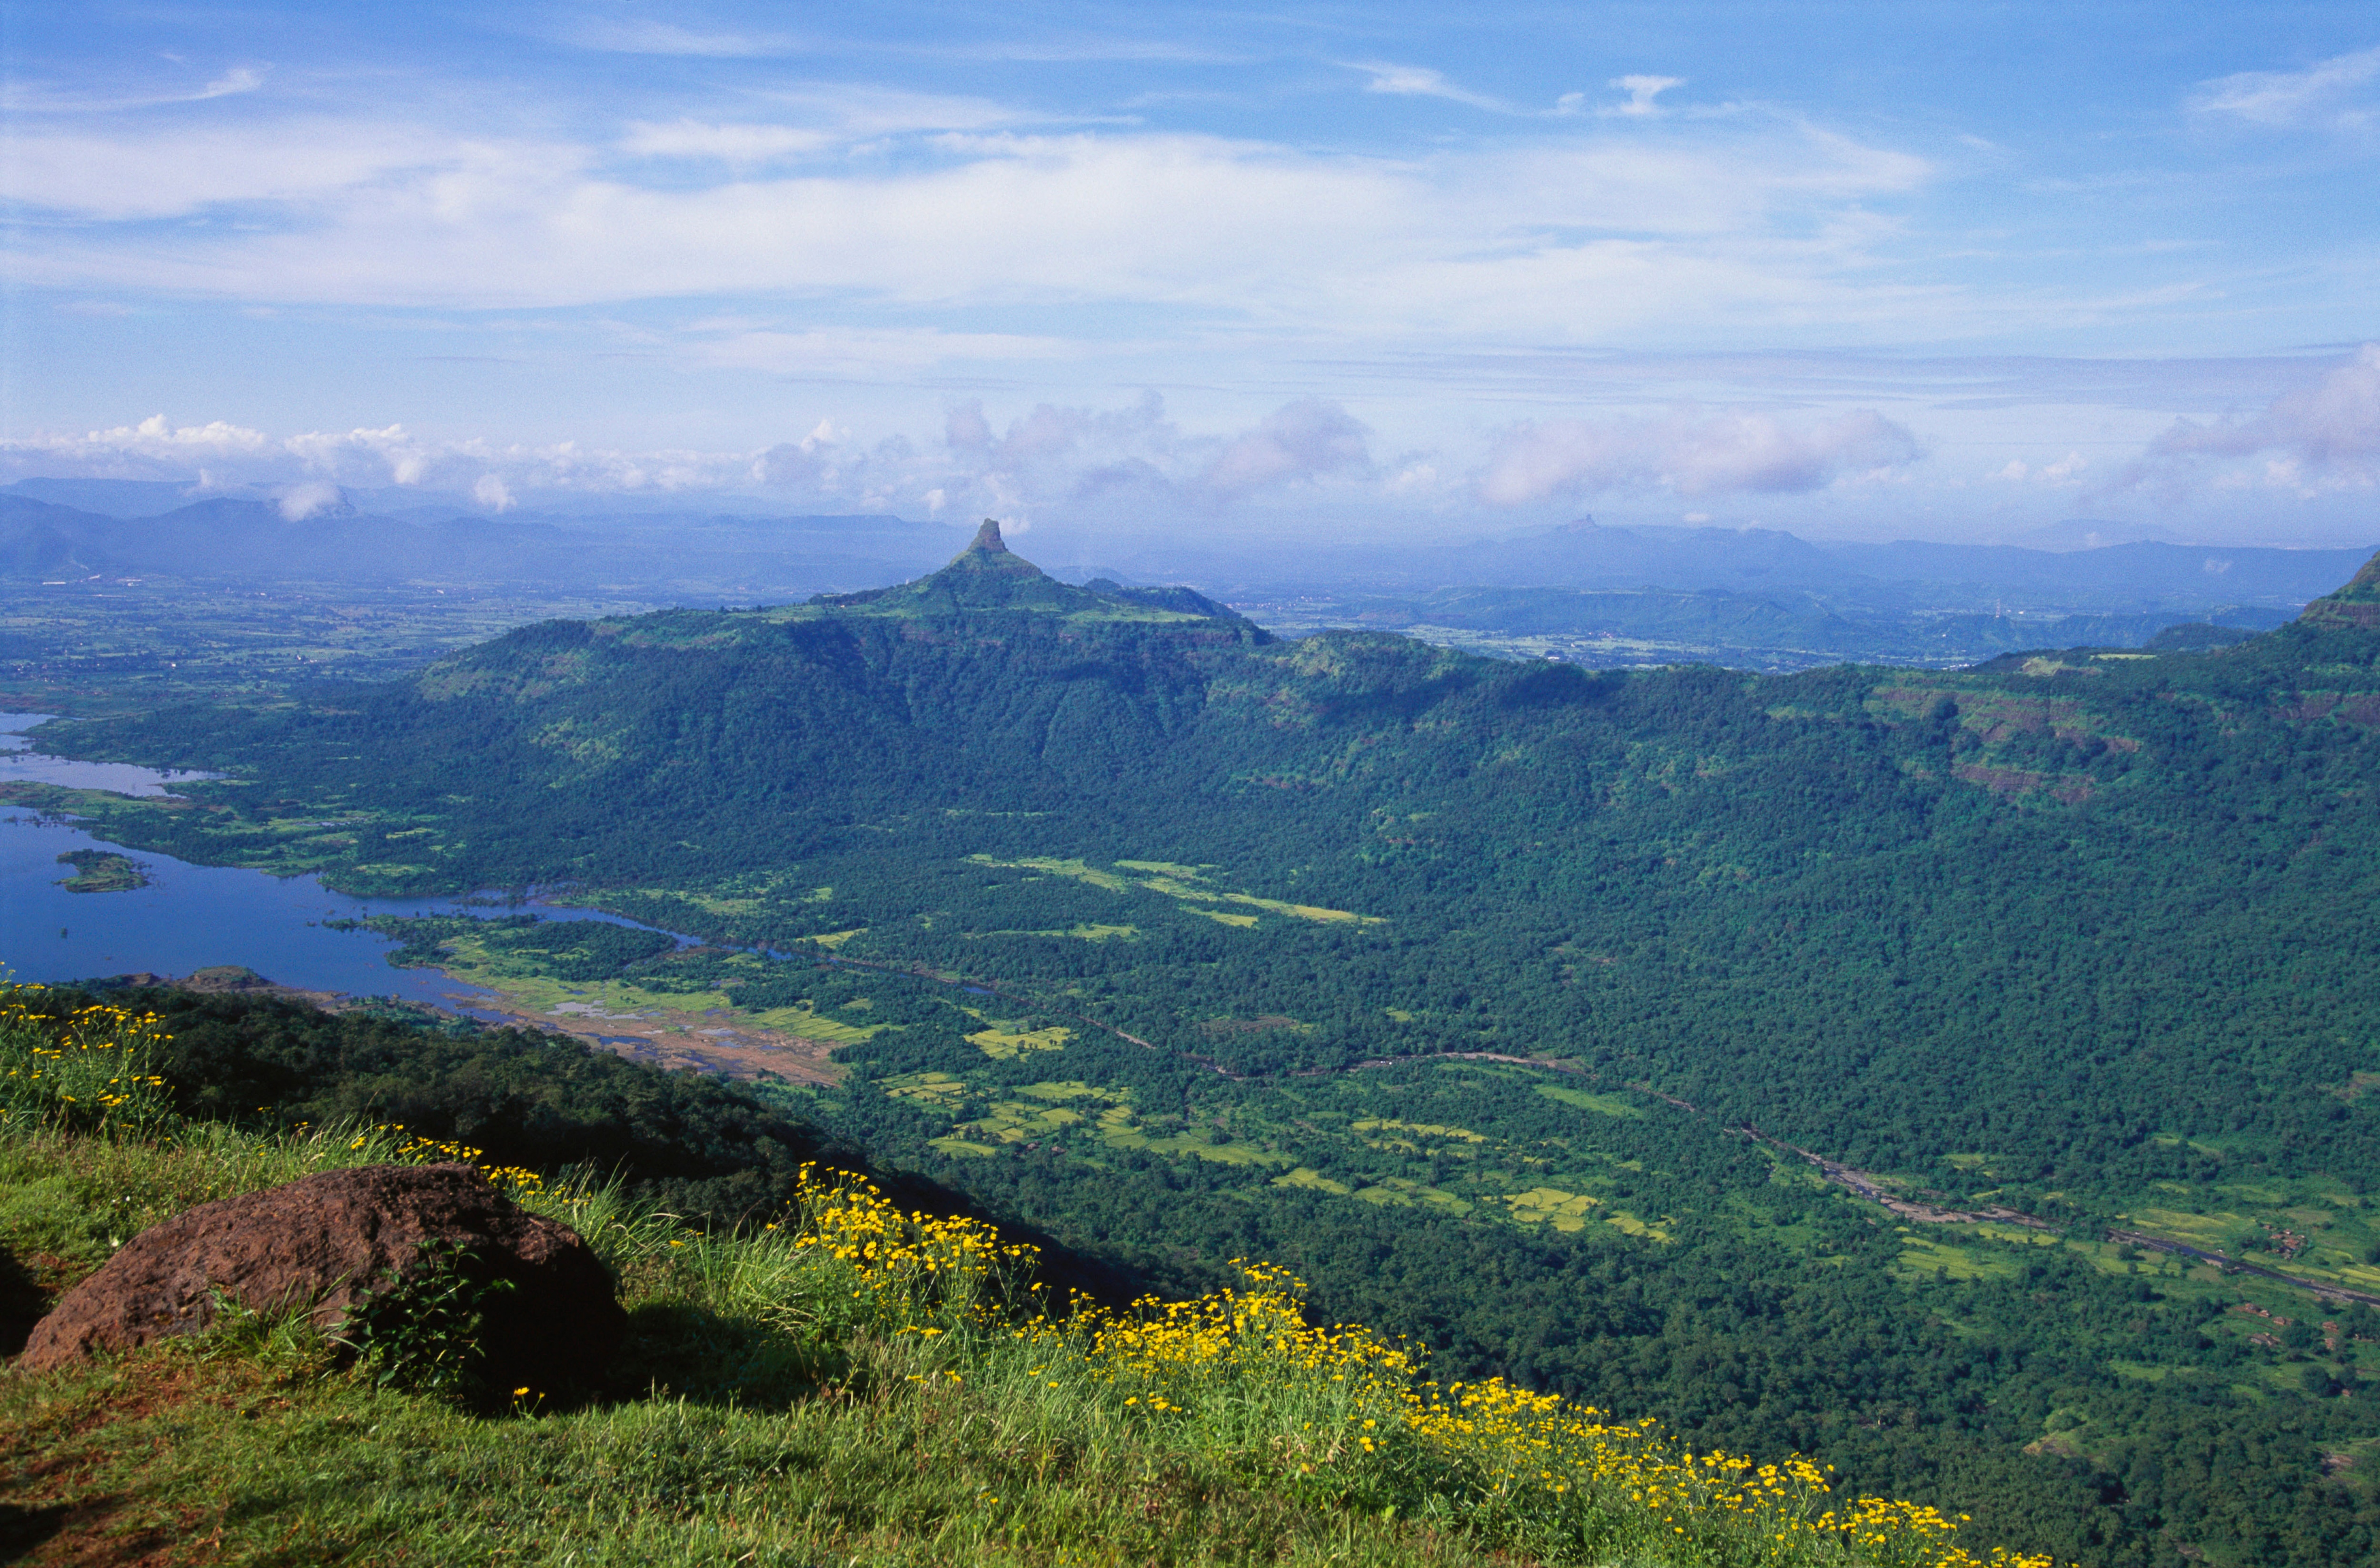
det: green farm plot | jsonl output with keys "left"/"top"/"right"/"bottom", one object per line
{"left": 1894, "top": 1233, "right": 2026, "bottom": 1283}
{"left": 965, "top": 853, "right": 1382, "bottom": 929}
{"left": 968, "top": 1023, "right": 1072, "bottom": 1059}
{"left": 954, "top": 1099, "right": 1093, "bottom": 1145}
{"left": 1536, "top": 1085, "right": 1646, "bottom": 1119}
{"left": 1272, "top": 1167, "right": 1354, "bottom": 1195}
{"left": 971, "top": 855, "right": 1134, "bottom": 892}
{"left": 1351, "top": 1117, "right": 1484, "bottom": 1144}
{"left": 876, "top": 1074, "right": 1280, "bottom": 1168}
{"left": 1098, "top": 1122, "right": 1292, "bottom": 1167}
{"left": 1015, "top": 1080, "right": 1124, "bottom": 1105}
{"left": 744, "top": 1001, "right": 889, "bottom": 1045}
{"left": 926, "top": 1135, "right": 1002, "bottom": 1158}
{"left": 944, "top": 1080, "right": 1138, "bottom": 1146}
{"left": 881, "top": 1072, "right": 970, "bottom": 1109}
{"left": 1503, "top": 1187, "right": 1601, "bottom": 1231}
{"left": 360, "top": 917, "right": 897, "bottom": 1046}
{"left": 636, "top": 880, "right": 835, "bottom": 921}
{"left": 970, "top": 924, "right": 1140, "bottom": 942}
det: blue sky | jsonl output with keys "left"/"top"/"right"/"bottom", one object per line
{"left": 1, "top": 1, "right": 2375, "bottom": 545}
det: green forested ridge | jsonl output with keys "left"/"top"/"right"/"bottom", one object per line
{"left": 26, "top": 524, "right": 2380, "bottom": 1566}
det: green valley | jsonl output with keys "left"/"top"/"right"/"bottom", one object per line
{"left": 18, "top": 519, "right": 2380, "bottom": 1566}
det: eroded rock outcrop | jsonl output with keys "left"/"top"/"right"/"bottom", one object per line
{"left": 18, "top": 1163, "right": 622, "bottom": 1386}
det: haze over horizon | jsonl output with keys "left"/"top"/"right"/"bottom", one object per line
{"left": 3, "top": 2, "right": 2376, "bottom": 552}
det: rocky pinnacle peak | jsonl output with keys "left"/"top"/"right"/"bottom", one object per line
{"left": 971, "top": 518, "right": 1009, "bottom": 553}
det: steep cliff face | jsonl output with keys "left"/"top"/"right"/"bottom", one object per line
{"left": 2297, "top": 547, "right": 2380, "bottom": 629}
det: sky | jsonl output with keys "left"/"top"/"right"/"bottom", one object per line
{"left": 1, "top": 1, "right": 2376, "bottom": 548}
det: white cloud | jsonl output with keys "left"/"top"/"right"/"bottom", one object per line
{"left": 1199, "top": 400, "right": 1372, "bottom": 496}
{"left": 273, "top": 480, "right": 343, "bottom": 520}
{"left": 0, "top": 121, "right": 470, "bottom": 220}
{"left": 3, "top": 414, "right": 269, "bottom": 473}
{"left": 564, "top": 20, "right": 801, "bottom": 58}
{"left": 619, "top": 121, "right": 831, "bottom": 164}
{"left": 1478, "top": 407, "right": 1924, "bottom": 504}
{"left": 2131, "top": 343, "right": 2380, "bottom": 493}
{"left": 198, "top": 67, "right": 269, "bottom": 101}
{"left": 749, "top": 84, "right": 1038, "bottom": 138}
{"left": 1, "top": 62, "right": 268, "bottom": 114}
{"left": 2191, "top": 47, "right": 2380, "bottom": 136}
{"left": 284, "top": 424, "right": 440, "bottom": 485}
{"left": 1347, "top": 62, "right": 1508, "bottom": 112}
{"left": 0, "top": 394, "right": 1931, "bottom": 528}
{"left": 0, "top": 114, "right": 1930, "bottom": 341}
{"left": 1608, "top": 75, "right": 1684, "bottom": 118}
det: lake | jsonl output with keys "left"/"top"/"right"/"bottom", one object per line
{"left": 0, "top": 712, "right": 654, "bottom": 1007}
{"left": 0, "top": 710, "right": 218, "bottom": 797}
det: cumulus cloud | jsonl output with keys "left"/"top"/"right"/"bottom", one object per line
{"left": 1199, "top": 401, "right": 1372, "bottom": 496}
{"left": 1607, "top": 75, "right": 1684, "bottom": 117}
{"left": 2128, "top": 344, "right": 2380, "bottom": 494}
{"left": 273, "top": 481, "right": 344, "bottom": 521}
{"left": 1478, "top": 407, "right": 1924, "bottom": 504}
{"left": 1990, "top": 452, "right": 2087, "bottom": 485}
{"left": 2191, "top": 47, "right": 2380, "bottom": 136}
{"left": 284, "top": 424, "right": 441, "bottom": 486}
{"left": 1, "top": 414, "right": 269, "bottom": 475}
{"left": 2, "top": 395, "right": 1923, "bottom": 528}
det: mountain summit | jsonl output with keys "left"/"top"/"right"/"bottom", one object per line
{"left": 938, "top": 516, "right": 1044, "bottom": 582}
{"left": 811, "top": 518, "right": 1263, "bottom": 639}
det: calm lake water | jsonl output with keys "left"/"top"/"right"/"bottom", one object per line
{"left": 0, "top": 713, "right": 663, "bottom": 1006}
{"left": 0, "top": 711, "right": 218, "bottom": 797}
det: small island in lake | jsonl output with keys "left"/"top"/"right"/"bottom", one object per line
{"left": 55, "top": 849, "right": 151, "bottom": 893}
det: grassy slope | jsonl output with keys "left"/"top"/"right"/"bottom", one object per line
{"left": 1, "top": 1007, "right": 2044, "bottom": 1568}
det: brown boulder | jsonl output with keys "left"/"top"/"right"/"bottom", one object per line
{"left": 17, "top": 1163, "right": 624, "bottom": 1387}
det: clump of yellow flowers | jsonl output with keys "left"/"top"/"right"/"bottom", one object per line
{"left": 0, "top": 987, "right": 173, "bottom": 1132}
{"left": 767, "top": 1168, "right": 2058, "bottom": 1568}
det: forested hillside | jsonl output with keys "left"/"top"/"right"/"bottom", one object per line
{"left": 30, "top": 520, "right": 2380, "bottom": 1567}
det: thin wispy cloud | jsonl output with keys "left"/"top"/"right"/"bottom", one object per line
{"left": 2, "top": 63, "right": 269, "bottom": 115}
{"left": 1347, "top": 61, "right": 1512, "bottom": 113}
{"left": 563, "top": 19, "right": 804, "bottom": 58}
{"left": 2191, "top": 46, "right": 2380, "bottom": 136}
{"left": 0, "top": 115, "right": 1934, "bottom": 343}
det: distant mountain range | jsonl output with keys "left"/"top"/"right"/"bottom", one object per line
{"left": 0, "top": 486, "right": 965, "bottom": 598}
{"left": 1088, "top": 517, "right": 2377, "bottom": 616}
{"left": 6, "top": 482, "right": 2367, "bottom": 656}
